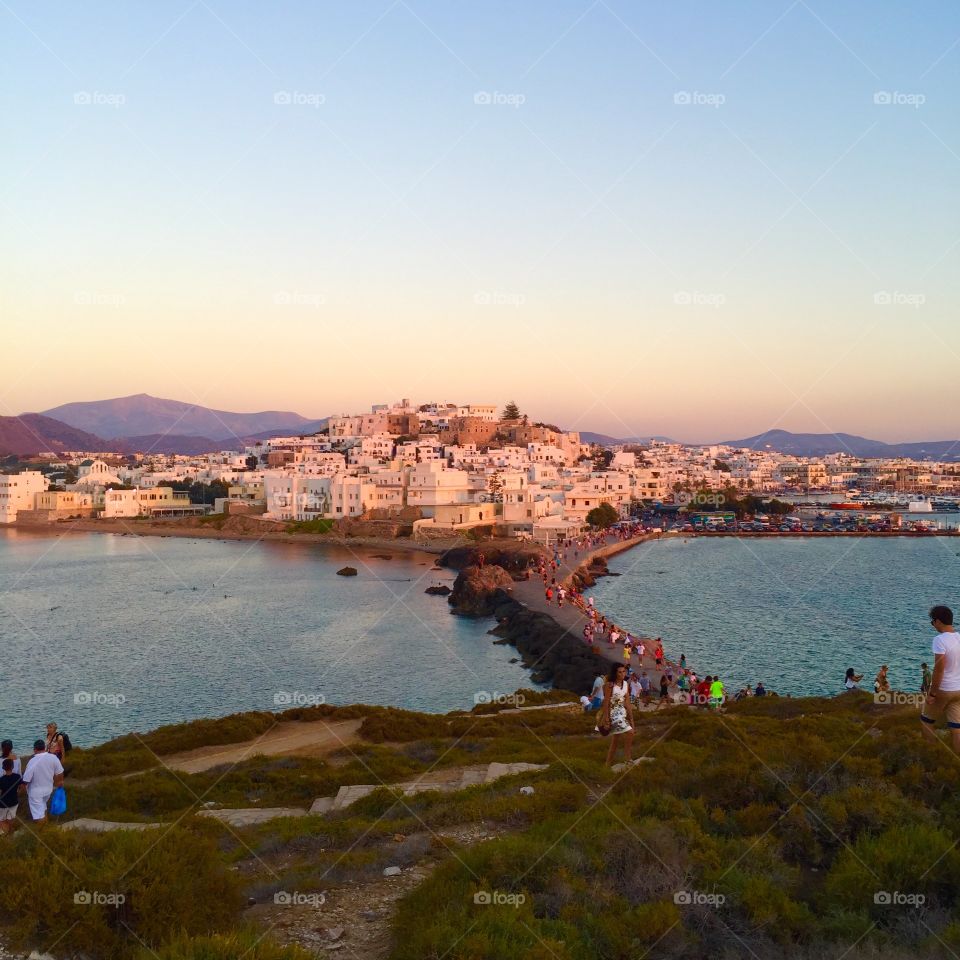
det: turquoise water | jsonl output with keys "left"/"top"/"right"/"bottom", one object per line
{"left": 0, "top": 530, "right": 537, "bottom": 749}
{"left": 590, "top": 536, "right": 960, "bottom": 697}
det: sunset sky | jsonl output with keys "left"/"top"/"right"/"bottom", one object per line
{"left": 3, "top": 1, "right": 959, "bottom": 442}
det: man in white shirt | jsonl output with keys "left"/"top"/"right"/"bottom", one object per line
{"left": 20, "top": 739, "right": 64, "bottom": 822}
{"left": 921, "top": 605, "right": 960, "bottom": 753}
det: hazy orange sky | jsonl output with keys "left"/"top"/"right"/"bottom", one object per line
{"left": 3, "top": 1, "right": 959, "bottom": 442}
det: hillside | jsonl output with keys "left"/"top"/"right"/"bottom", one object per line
{"left": 2, "top": 692, "right": 956, "bottom": 960}
{"left": 0, "top": 413, "right": 107, "bottom": 455}
{"left": 43, "top": 393, "right": 315, "bottom": 441}
{"left": 723, "top": 428, "right": 960, "bottom": 460}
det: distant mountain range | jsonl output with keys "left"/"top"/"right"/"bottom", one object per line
{"left": 43, "top": 393, "right": 320, "bottom": 441}
{"left": 0, "top": 395, "right": 327, "bottom": 456}
{"left": 721, "top": 429, "right": 960, "bottom": 461}
{"left": 0, "top": 414, "right": 107, "bottom": 456}
{"left": 583, "top": 428, "right": 960, "bottom": 460}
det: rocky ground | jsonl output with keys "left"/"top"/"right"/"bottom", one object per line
{"left": 251, "top": 819, "right": 512, "bottom": 959}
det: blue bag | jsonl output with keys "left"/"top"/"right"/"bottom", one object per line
{"left": 49, "top": 786, "right": 67, "bottom": 816}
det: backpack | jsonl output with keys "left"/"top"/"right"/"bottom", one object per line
{"left": 58, "top": 732, "right": 73, "bottom": 753}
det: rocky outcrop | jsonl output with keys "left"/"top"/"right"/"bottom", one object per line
{"left": 425, "top": 584, "right": 451, "bottom": 596}
{"left": 336, "top": 566, "right": 358, "bottom": 577}
{"left": 487, "top": 593, "right": 605, "bottom": 694}
{"left": 439, "top": 542, "right": 545, "bottom": 575}
{"left": 569, "top": 555, "right": 609, "bottom": 592}
{"left": 447, "top": 565, "right": 515, "bottom": 617}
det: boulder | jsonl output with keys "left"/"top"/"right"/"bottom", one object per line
{"left": 336, "top": 566, "right": 358, "bottom": 577}
{"left": 447, "top": 565, "right": 515, "bottom": 617}
{"left": 424, "top": 584, "right": 451, "bottom": 596}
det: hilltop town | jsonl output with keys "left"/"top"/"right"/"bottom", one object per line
{"left": 3, "top": 398, "right": 960, "bottom": 532}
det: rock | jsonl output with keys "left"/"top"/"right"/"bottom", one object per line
{"left": 327, "top": 927, "right": 345, "bottom": 941}
{"left": 371, "top": 554, "right": 393, "bottom": 560}
{"left": 519, "top": 786, "right": 535, "bottom": 796}
{"left": 383, "top": 866, "right": 402, "bottom": 877}
{"left": 336, "top": 566, "right": 358, "bottom": 577}
{"left": 447, "top": 565, "right": 515, "bottom": 617}
{"left": 424, "top": 584, "right": 451, "bottom": 595}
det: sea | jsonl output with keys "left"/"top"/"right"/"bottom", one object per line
{"left": 590, "top": 534, "right": 960, "bottom": 697}
{"left": 0, "top": 530, "right": 538, "bottom": 750}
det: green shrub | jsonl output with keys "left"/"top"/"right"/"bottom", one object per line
{"left": 135, "top": 930, "right": 314, "bottom": 959}
{"left": 0, "top": 821, "right": 240, "bottom": 958}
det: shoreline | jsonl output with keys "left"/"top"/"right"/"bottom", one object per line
{"left": 4, "top": 517, "right": 461, "bottom": 556}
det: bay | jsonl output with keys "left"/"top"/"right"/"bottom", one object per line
{"left": 0, "top": 530, "right": 537, "bottom": 749}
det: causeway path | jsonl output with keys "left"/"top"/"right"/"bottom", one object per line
{"left": 507, "top": 530, "right": 683, "bottom": 692}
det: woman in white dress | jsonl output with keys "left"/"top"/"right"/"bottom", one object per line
{"left": 599, "top": 662, "right": 635, "bottom": 766}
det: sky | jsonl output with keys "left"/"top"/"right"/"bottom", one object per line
{"left": 2, "top": 0, "right": 959, "bottom": 442}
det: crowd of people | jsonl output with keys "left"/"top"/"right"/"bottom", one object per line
{"left": 0, "top": 723, "right": 68, "bottom": 832}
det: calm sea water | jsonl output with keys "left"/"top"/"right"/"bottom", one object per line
{"left": 0, "top": 531, "right": 538, "bottom": 749}
{"left": 590, "top": 535, "right": 960, "bottom": 697}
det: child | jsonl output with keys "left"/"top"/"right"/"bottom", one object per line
{"left": 0, "top": 758, "right": 21, "bottom": 834}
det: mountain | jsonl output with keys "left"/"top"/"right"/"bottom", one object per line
{"left": 722, "top": 429, "right": 960, "bottom": 461}
{"left": 0, "top": 414, "right": 107, "bottom": 456}
{"left": 43, "top": 394, "right": 314, "bottom": 442}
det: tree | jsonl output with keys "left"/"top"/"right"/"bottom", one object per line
{"left": 244, "top": 455, "right": 258, "bottom": 470}
{"left": 587, "top": 502, "right": 619, "bottom": 529}
{"left": 487, "top": 470, "right": 504, "bottom": 503}
{"left": 501, "top": 401, "right": 521, "bottom": 421}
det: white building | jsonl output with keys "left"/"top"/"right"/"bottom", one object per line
{"left": 0, "top": 471, "right": 48, "bottom": 523}
{"left": 405, "top": 461, "right": 474, "bottom": 517}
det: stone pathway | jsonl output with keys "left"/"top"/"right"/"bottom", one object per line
{"left": 63, "top": 761, "right": 550, "bottom": 832}
{"left": 509, "top": 531, "right": 685, "bottom": 688}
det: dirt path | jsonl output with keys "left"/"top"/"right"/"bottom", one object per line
{"left": 163, "top": 718, "right": 364, "bottom": 773}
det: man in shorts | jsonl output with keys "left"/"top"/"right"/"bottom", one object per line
{"left": 20, "top": 739, "right": 64, "bottom": 824}
{"left": 0, "top": 758, "right": 21, "bottom": 834}
{"left": 920, "top": 605, "right": 960, "bottom": 753}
